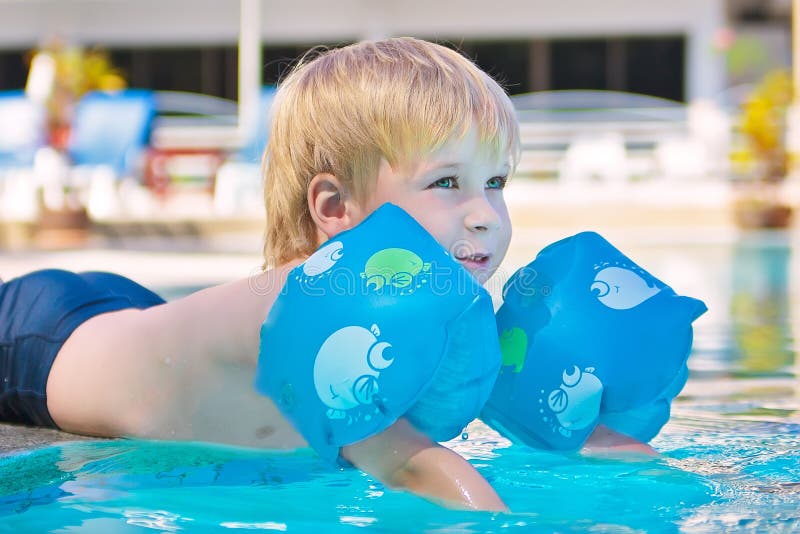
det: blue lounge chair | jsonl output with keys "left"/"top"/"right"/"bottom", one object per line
{"left": 68, "top": 89, "right": 156, "bottom": 179}
{"left": 0, "top": 90, "right": 45, "bottom": 176}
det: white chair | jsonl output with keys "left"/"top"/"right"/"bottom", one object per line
{"left": 653, "top": 100, "right": 731, "bottom": 181}
{"left": 654, "top": 136, "right": 710, "bottom": 181}
{"left": 0, "top": 92, "right": 45, "bottom": 220}
{"left": 558, "top": 132, "right": 629, "bottom": 187}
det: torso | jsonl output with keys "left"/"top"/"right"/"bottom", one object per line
{"left": 46, "top": 261, "right": 307, "bottom": 450}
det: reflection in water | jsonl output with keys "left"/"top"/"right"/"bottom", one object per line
{"left": 730, "top": 233, "right": 795, "bottom": 376}
{"left": 0, "top": 447, "right": 74, "bottom": 515}
{"left": 0, "top": 440, "right": 325, "bottom": 519}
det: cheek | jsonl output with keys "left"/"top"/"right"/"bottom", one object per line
{"left": 366, "top": 184, "right": 455, "bottom": 248}
{"left": 364, "top": 188, "right": 394, "bottom": 212}
{"left": 500, "top": 208, "right": 512, "bottom": 240}
{"left": 494, "top": 198, "right": 513, "bottom": 246}
{"left": 404, "top": 205, "right": 452, "bottom": 244}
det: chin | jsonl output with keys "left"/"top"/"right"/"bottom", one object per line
{"left": 469, "top": 266, "right": 496, "bottom": 286}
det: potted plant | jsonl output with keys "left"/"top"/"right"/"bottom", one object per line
{"left": 730, "top": 70, "right": 795, "bottom": 229}
{"left": 26, "top": 40, "right": 126, "bottom": 244}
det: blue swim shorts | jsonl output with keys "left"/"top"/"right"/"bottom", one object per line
{"left": 0, "top": 269, "right": 165, "bottom": 428}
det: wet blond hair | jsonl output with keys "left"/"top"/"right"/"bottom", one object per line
{"left": 262, "top": 37, "right": 520, "bottom": 266}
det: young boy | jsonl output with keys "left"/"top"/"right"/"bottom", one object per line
{"left": 1, "top": 37, "right": 645, "bottom": 512}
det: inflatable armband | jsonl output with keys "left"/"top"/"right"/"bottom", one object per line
{"left": 482, "top": 232, "right": 706, "bottom": 450}
{"left": 256, "top": 204, "right": 501, "bottom": 462}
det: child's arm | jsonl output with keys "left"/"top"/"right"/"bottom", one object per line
{"left": 341, "top": 418, "right": 508, "bottom": 512}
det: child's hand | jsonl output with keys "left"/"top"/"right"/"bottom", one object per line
{"left": 581, "top": 424, "right": 658, "bottom": 459}
{"left": 341, "top": 418, "right": 508, "bottom": 512}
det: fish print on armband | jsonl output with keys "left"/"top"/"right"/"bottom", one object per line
{"left": 313, "top": 323, "right": 394, "bottom": 424}
{"left": 293, "top": 241, "right": 345, "bottom": 286}
{"left": 361, "top": 248, "right": 432, "bottom": 295}
{"left": 590, "top": 261, "right": 662, "bottom": 310}
{"left": 539, "top": 365, "right": 603, "bottom": 438}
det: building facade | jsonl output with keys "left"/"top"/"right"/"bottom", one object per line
{"left": 0, "top": 0, "right": 792, "bottom": 103}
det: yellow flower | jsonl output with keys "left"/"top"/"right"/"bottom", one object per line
{"left": 736, "top": 69, "right": 792, "bottom": 179}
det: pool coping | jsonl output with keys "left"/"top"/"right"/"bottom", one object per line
{"left": 0, "top": 423, "right": 104, "bottom": 456}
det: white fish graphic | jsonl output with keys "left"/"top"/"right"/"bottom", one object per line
{"left": 547, "top": 365, "right": 603, "bottom": 433}
{"left": 313, "top": 324, "right": 394, "bottom": 420}
{"left": 591, "top": 266, "right": 660, "bottom": 310}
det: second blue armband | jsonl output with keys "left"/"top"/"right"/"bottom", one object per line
{"left": 481, "top": 231, "right": 707, "bottom": 451}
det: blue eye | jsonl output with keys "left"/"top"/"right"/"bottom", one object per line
{"left": 429, "top": 177, "right": 458, "bottom": 189}
{"left": 486, "top": 176, "right": 508, "bottom": 190}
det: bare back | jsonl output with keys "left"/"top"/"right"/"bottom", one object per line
{"left": 46, "top": 261, "right": 306, "bottom": 450}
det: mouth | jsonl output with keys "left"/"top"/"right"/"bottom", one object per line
{"left": 455, "top": 252, "right": 492, "bottom": 268}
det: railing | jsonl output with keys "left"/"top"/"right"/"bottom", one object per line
{"left": 511, "top": 90, "right": 695, "bottom": 179}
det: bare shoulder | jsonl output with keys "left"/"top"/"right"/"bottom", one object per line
{"left": 47, "top": 260, "right": 303, "bottom": 440}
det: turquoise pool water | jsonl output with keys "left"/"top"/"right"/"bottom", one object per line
{"left": 1, "top": 232, "right": 798, "bottom": 532}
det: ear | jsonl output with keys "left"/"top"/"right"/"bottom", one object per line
{"left": 307, "top": 173, "right": 363, "bottom": 243}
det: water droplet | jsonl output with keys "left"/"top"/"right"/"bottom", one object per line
{"left": 461, "top": 431, "right": 469, "bottom": 440}
{"left": 280, "top": 383, "right": 296, "bottom": 409}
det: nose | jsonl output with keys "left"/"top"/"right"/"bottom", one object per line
{"left": 464, "top": 194, "right": 502, "bottom": 233}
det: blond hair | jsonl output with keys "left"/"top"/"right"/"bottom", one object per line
{"left": 262, "top": 37, "right": 520, "bottom": 266}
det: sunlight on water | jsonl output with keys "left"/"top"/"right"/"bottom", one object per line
{"left": 1, "top": 232, "right": 798, "bottom": 532}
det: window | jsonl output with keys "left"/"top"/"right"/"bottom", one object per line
{"left": 0, "top": 50, "right": 28, "bottom": 90}
{"left": 625, "top": 37, "right": 685, "bottom": 101}
{"left": 550, "top": 39, "right": 607, "bottom": 90}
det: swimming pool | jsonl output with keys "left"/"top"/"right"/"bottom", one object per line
{"left": 1, "top": 231, "right": 798, "bottom": 532}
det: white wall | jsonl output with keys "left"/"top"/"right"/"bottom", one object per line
{"left": 0, "top": 0, "right": 713, "bottom": 44}
{"left": 686, "top": 0, "right": 727, "bottom": 101}
{"left": 0, "top": 0, "right": 727, "bottom": 99}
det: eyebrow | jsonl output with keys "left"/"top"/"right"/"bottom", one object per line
{"left": 427, "top": 162, "right": 511, "bottom": 173}
{"left": 427, "top": 162, "right": 460, "bottom": 172}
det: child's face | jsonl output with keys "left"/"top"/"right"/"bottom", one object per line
{"left": 361, "top": 125, "right": 512, "bottom": 284}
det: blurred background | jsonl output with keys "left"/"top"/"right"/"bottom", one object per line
{"left": 0, "top": 0, "right": 797, "bottom": 235}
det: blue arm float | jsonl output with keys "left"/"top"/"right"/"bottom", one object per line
{"left": 481, "top": 231, "right": 707, "bottom": 451}
{"left": 255, "top": 203, "right": 501, "bottom": 463}
{"left": 597, "top": 363, "right": 689, "bottom": 443}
